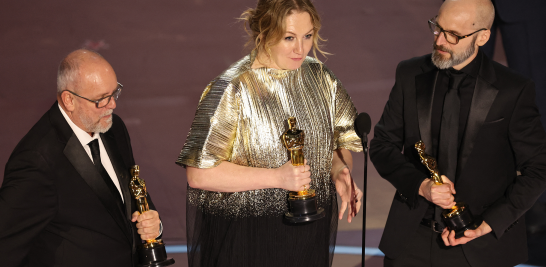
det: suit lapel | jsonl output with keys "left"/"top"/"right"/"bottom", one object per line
{"left": 415, "top": 69, "right": 439, "bottom": 155}
{"left": 457, "top": 56, "right": 498, "bottom": 176}
{"left": 101, "top": 133, "right": 133, "bottom": 220}
{"left": 63, "top": 134, "right": 133, "bottom": 244}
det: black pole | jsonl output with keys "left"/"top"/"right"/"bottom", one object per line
{"left": 354, "top": 112, "right": 371, "bottom": 267}
{"left": 362, "top": 134, "right": 368, "bottom": 267}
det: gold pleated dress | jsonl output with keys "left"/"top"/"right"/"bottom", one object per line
{"left": 177, "top": 53, "right": 362, "bottom": 267}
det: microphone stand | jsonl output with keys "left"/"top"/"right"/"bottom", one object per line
{"left": 361, "top": 133, "right": 368, "bottom": 267}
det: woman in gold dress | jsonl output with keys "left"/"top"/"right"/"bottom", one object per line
{"left": 177, "top": 0, "right": 363, "bottom": 266}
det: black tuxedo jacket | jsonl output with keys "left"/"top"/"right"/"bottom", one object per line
{"left": 493, "top": 0, "right": 546, "bottom": 23}
{"left": 0, "top": 103, "right": 155, "bottom": 267}
{"left": 370, "top": 53, "right": 546, "bottom": 267}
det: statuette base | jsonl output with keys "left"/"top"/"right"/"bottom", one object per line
{"left": 284, "top": 195, "right": 325, "bottom": 223}
{"left": 442, "top": 203, "right": 483, "bottom": 239}
{"left": 137, "top": 240, "right": 175, "bottom": 267}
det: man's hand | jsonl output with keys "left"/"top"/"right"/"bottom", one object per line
{"left": 418, "top": 175, "right": 456, "bottom": 209}
{"left": 131, "top": 210, "right": 161, "bottom": 241}
{"left": 334, "top": 167, "right": 363, "bottom": 223}
{"left": 441, "top": 221, "right": 492, "bottom": 246}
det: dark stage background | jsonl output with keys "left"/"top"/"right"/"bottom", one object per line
{"left": 0, "top": 0, "right": 510, "bottom": 266}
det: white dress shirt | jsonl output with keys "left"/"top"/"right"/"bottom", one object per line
{"left": 59, "top": 104, "right": 163, "bottom": 236}
{"left": 58, "top": 104, "right": 124, "bottom": 202}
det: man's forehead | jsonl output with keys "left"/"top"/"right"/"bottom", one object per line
{"left": 437, "top": 9, "right": 476, "bottom": 34}
{"left": 77, "top": 70, "right": 117, "bottom": 96}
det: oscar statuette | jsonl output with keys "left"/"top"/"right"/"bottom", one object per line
{"left": 130, "top": 165, "right": 175, "bottom": 267}
{"left": 282, "top": 117, "right": 325, "bottom": 223}
{"left": 415, "top": 141, "right": 483, "bottom": 238}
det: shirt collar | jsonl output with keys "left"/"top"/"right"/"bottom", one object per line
{"left": 58, "top": 104, "right": 100, "bottom": 147}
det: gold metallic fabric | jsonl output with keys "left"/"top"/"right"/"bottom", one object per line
{"left": 177, "top": 54, "right": 362, "bottom": 218}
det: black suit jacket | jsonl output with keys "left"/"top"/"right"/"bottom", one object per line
{"left": 493, "top": 0, "right": 546, "bottom": 23}
{"left": 370, "top": 53, "right": 546, "bottom": 267}
{"left": 0, "top": 103, "right": 155, "bottom": 267}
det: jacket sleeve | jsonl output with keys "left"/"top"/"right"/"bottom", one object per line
{"left": 482, "top": 81, "right": 546, "bottom": 238}
{"left": 370, "top": 62, "right": 428, "bottom": 208}
{"left": 0, "top": 150, "right": 57, "bottom": 267}
{"left": 117, "top": 115, "right": 164, "bottom": 239}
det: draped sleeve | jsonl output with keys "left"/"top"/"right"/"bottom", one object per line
{"left": 176, "top": 78, "right": 240, "bottom": 169}
{"left": 329, "top": 70, "right": 363, "bottom": 152}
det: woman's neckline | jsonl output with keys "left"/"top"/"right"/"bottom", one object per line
{"left": 248, "top": 51, "right": 300, "bottom": 73}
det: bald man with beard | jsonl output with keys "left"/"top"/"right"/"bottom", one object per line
{"left": 370, "top": 0, "right": 546, "bottom": 266}
{"left": 0, "top": 49, "right": 162, "bottom": 267}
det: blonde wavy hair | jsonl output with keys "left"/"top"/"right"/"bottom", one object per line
{"left": 240, "top": 0, "right": 329, "bottom": 63}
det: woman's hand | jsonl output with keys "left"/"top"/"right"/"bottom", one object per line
{"left": 275, "top": 159, "right": 311, "bottom": 192}
{"left": 334, "top": 166, "right": 362, "bottom": 223}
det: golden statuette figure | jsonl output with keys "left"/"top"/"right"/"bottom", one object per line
{"left": 282, "top": 117, "right": 313, "bottom": 198}
{"left": 282, "top": 117, "right": 305, "bottom": 166}
{"left": 415, "top": 140, "right": 443, "bottom": 185}
{"left": 415, "top": 141, "right": 457, "bottom": 211}
{"left": 282, "top": 117, "right": 324, "bottom": 223}
{"left": 131, "top": 166, "right": 150, "bottom": 214}
{"left": 130, "top": 165, "right": 175, "bottom": 267}
{"left": 130, "top": 166, "right": 158, "bottom": 246}
{"left": 414, "top": 141, "right": 482, "bottom": 239}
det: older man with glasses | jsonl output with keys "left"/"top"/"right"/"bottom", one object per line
{"left": 0, "top": 49, "right": 163, "bottom": 267}
{"left": 370, "top": 0, "right": 546, "bottom": 266}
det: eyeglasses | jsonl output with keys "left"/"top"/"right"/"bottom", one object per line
{"left": 64, "top": 82, "right": 123, "bottom": 108}
{"left": 428, "top": 17, "right": 486, "bottom": 45}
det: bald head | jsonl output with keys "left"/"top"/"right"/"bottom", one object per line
{"left": 57, "top": 49, "right": 111, "bottom": 94}
{"left": 439, "top": 0, "right": 495, "bottom": 30}
{"left": 57, "top": 49, "right": 119, "bottom": 135}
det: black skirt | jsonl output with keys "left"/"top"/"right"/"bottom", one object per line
{"left": 186, "top": 193, "right": 338, "bottom": 267}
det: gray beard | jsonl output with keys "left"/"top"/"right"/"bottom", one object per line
{"left": 431, "top": 37, "right": 477, "bottom": 69}
{"left": 79, "top": 109, "right": 113, "bottom": 133}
